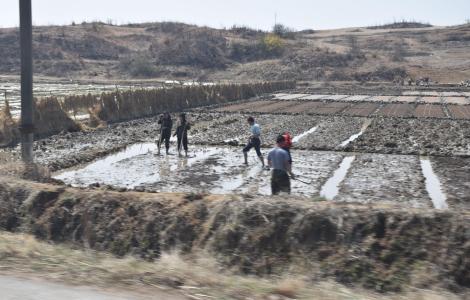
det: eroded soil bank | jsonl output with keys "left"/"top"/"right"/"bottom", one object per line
{"left": 0, "top": 177, "right": 469, "bottom": 293}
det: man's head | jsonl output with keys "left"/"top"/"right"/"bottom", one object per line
{"left": 276, "top": 134, "right": 285, "bottom": 146}
{"left": 163, "top": 112, "right": 170, "bottom": 118}
{"left": 247, "top": 116, "right": 255, "bottom": 125}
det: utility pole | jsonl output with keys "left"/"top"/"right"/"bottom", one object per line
{"left": 19, "top": 0, "right": 34, "bottom": 163}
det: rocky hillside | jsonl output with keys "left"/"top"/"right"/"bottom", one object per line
{"left": 1, "top": 21, "right": 470, "bottom": 83}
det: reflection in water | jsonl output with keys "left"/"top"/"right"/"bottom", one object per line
{"left": 340, "top": 119, "right": 372, "bottom": 148}
{"left": 159, "top": 156, "right": 171, "bottom": 178}
{"left": 320, "top": 156, "right": 355, "bottom": 200}
{"left": 420, "top": 158, "right": 448, "bottom": 209}
{"left": 178, "top": 157, "right": 189, "bottom": 170}
{"left": 293, "top": 126, "right": 318, "bottom": 144}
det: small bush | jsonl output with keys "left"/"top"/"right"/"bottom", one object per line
{"left": 119, "top": 55, "right": 159, "bottom": 77}
{"left": 368, "top": 20, "right": 432, "bottom": 30}
{"left": 229, "top": 41, "right": 263, "bottom": 62}
{"left": 229, "top": 25, "right": 264, "bottom": 38}
{"left": 272, "top": 24, "right": 296, "bottom": 39}
{"left": 155, "top": 30, "right": 228, "bottom": 69}
{"left": 261, "top": 34, "right": 286, "bottom": 56}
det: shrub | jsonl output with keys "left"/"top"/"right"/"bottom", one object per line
{"left": 155, "top": 30, "right": 228, "bottom": 69}
{"left": 367, "top": 20, "right": 432, "bottom": 30}
{"left": 119, "top": 55, "right": 159, "bottom": 78}
{"left": 272, "top": 24, "right": 296, "bottom": 39}
{"left": 261, "top": 34, "right": 285, "bottom": 56}
{"left": 229, "top": 25, "right": 264, "bottom": 38}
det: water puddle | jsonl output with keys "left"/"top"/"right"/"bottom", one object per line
{"left": 339, "top": 119, "right": 372, "bottom": 148}
{"left": 293, "top": 126, "right": 318, "bottom": 143}
{"left": 320, "top": 156, "right": 355, "bottom": 200}
{"left": 420, "top": 158, "right": 448, "bottom": 209}
{"left": 54, "top": 143, "right": 218, "bottom": 188}
{"left": 55, "top": 144, "right": 345, "bottom": 197}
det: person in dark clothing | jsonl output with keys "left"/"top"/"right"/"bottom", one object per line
{"left": 157, "top": 112, "right": 172, "bottom": 155}
{"left": 268, "top": 135, "right": 295, "bottom": 195}
{"left": 174, "top": 113, "right": 191, "bottom": 157}
{"left": 280, "top": 132, "right": 293, "bottom": 165}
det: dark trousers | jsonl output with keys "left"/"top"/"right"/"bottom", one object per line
{"left": 177, "top": 134, "right": 188, "bottom": 151}
{"left": 271, "top": 169, "right": 291, "bottom": 195}
{"left": 159, "top": 129, "right": 171, "bottom": 150}
{"left": 243, "top": 137, "right": 262, "bottom": 157}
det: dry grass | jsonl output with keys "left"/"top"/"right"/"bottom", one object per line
{"left": 33, "top": 96, "right": 81, "bottom": 138}
{"left": 0, "top": 100, "right": 19, "bottom": 146}
{"left": 0, "top": 232, "right": 464, "bottom": 300}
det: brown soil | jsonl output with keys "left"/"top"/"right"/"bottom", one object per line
{"left": 342, "top": 103, "right": 381, "bottom": 117}
{"left": 414, "top": 104, "right": 447, "bottom": 118}
{"left": 448, "top": 105, "right": 470, "bottom": 119}
{"left": 375, "top": 103, "right": 416, "bottom": 118}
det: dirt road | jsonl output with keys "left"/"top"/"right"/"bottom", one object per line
{"left": 0, "top": 275, "right": 186, "bottom": 300}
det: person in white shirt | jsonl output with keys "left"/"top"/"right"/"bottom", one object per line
{"left": 242, "top": 116, "right": 265, "bottom": 167}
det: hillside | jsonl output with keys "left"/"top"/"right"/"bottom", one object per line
{"left": 1, "top": 21, "right": 470, "bottom": 83}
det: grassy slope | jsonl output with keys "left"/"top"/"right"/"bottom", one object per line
{"left": 0, "top": 232, "right": 463, "bottom": 300}
{"left": 0, "top": 22, "right": 469, "bottom": 82}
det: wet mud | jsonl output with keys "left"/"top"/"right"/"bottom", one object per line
{"left": 55, "top": 145, "right": 344, "bottom": 198}
{"left": 347, "top": 117, "right": 470, "bottom": 156}
{"left": 296, "top": 116, "right": 364, "bottom": 150}
{"left": 429, "top": 157, "right": 470, "bottom": 210}
{"left": 336, "top": 153, "right": 431, "bottom": 208}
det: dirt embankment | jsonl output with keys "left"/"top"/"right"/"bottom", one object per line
{"left": 0, "top": 177, "right": 469, "bottom": 293}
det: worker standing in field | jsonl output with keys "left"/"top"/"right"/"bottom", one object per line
{"left": 157, "top": 112, "right": 173, "bottom": 155}
{"left": 268, "top": 134, "right": 295, "bottom": 195}
{"left": 243, "top": 116, "right": 265, "bottom": 167}
{"left": 280, "top": 131, "right": 293, "bottom": 165}
{"left": 174, "top": 112, "right": 191, "bottom": 157}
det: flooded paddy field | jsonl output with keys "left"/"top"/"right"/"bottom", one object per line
{"left": 2, "top": 89, "right": 469, "bottom": 212}
{"left": 55, "top": 145, "right": 343, "bottom": 198}
{"left": 335, "top": 154, "right": 430, "bottom": 208}
{"left": 53, "top": 143, "right": 460, "bottom": 210}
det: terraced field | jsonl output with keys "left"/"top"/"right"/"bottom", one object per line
{"left": 448, "top": 105, "right": 470, "bottom": 119}
{"left": 342, "top": 103, "right": 381, "bottom": 117}
{"left": 215, "top": 92, "right": 470, "bottom": 120}
{"left": 414, "top": 104, "right": 447, "bottom": 118}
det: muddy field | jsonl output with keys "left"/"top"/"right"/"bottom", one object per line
{"left": 55, "top": 145, "right": 343, "bottom": 198}
{"left": 219, "top": 97, "right": 470, "bottom": 120}
{"left": 54, "top": 143, "right": 460, "bottom": 210}
{"left": 1, "top": 100, "right": 467, "bottom": 211}
{"left": 347, "top": 117, "right": 470, "bottom": 156}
